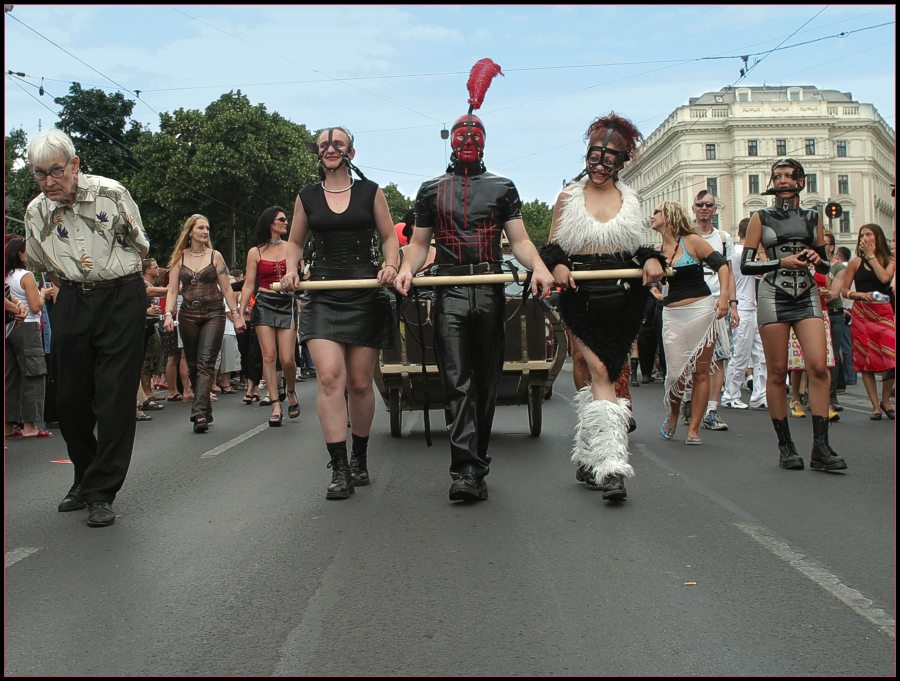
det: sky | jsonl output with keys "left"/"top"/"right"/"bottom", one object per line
{"left": 4, "top": 4, "right": 896, "bottom": 207}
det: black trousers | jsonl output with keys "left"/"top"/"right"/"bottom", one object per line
{"left": 178, "top": 306, "right": 226, "bottom": 422}
{"left": 433, "top": 284, "right": 505, "bottom": 479}
{"left": 51, "top": 279, "right": 146, "bottom": 503}
{"left": 637, "top": 298, "right": 666, "bottom": 380}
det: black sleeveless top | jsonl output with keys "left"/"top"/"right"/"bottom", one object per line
{"left": 853, "top": 259, "right": 894, "bottom": 302}
{"left": 298, "top": 178, "right": 379, "bottom": 275}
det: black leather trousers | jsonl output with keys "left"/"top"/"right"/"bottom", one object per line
{"left": 178, "top": 305, "right": 226, "bottom": 422}
{"left": 433, "top": 284, "right": 505, "bottom": 479}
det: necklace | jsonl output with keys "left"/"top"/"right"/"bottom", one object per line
{"left": 268, "top": 239, "right": 283, "bottom": 246}
{"left": 188, "top": 248, "right": 209, "bottom": 256}
{"left": 321, "top": 178, "right": 354, "bottom": 194}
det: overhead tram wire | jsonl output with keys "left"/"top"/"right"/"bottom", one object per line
{"left": 5, "top": 74, "right": 259, "bottom": 222}
{"left": 168, "top": 6, "right": 445, "bottom": 126}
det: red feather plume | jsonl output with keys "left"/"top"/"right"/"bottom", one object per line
{"left": 466, "top": 58, "right": 503, "bottom": 112}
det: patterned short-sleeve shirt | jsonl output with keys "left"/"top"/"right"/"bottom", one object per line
{"left": 24, "top": 172, "right": 149, "bottom": 281}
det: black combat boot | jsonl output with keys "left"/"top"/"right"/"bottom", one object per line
{"left": 772, "top": 417, "right": 804, "bottom": 470}
{"left": 326, "top": 441, "right": 355, "bottom": 500}
{"left": 810, "top": 415, "right": 847, "bottom": 472}
{"left": 600, "top": 473, "right": 627, "bottom": 501}
{"left": 350, "top": 433, "right": 370, "bottom": 486}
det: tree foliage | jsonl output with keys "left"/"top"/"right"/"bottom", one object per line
{"left": 521, "top": 198, "right": 553, "bottom": 246}
{"left": 130, "top": 91, "right": 318, "bottom": 267}
{"left": 381, "top": 182, "right": 413, "bottom": 223}
{"left": 4, "top": 127, "right": 33, "bottom": 234}
{"left": 53, "top": 83, "right": 144, "bottom": 184}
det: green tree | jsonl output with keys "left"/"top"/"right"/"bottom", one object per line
{"left": 520, "top": 198, "right": 552, "bottom": 246}
{"left": 131, "top": 91, "right": 318, "bottom": 267}
{"left": 53, "top": 83, "right": 145, "bottom": 184}
{"left": 4, "top": 127, "right": 34, "bottom": 232}
{"left": 381, "top": 182, "right": 413, "bottom": 223}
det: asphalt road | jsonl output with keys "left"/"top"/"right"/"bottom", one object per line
{"left": 4, "top": 365, "right": 895, "bottom": 676}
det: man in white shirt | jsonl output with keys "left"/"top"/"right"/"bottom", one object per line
{"left": 721, "top": 217, "right": 767, "bottom": 409}
{"left": 682, "top": 191, "right": 739, "bottom": 431}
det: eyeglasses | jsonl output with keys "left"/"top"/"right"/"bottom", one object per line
{"left": 694, "top": 202, "right": 715, "bottom": 209}
{"left": 275, "top": 217, "right": 289, "bottom": 223}
{"left": 31, "top": 159, "right": 70, "bottom": 181}
{"left": 652, "top": 209, "right": 662, "bottom": 215}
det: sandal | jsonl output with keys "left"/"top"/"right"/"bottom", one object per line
{"left": 659, "top": 417, "right": 676, "bottom": 441}
{"left": 685, "top": 434, "right": 703, "bottom": 445}
{"left": 870, "top": 411, "right": 883, "bottom": 421}
{"left": 288, "top": 391, "right": 300, "bottom": 419}
{"left": 880, "top": 402, "right": 895, "bottom": 420}
{"left": 219, "top": 386, "right": 235, "bottom": 394}
{"left": 268, "top": 405, "right": 283, "bottom": 427}
{"left": 259, "top": 396, "right": 272, "bottom": 407}
{"left": 21, "top": 429, "right": 53, "bottom": 438}
{"left": 242, "top": 394, "right": 255, "bottom": 404}
{"left": 166, "top": 394, "right": 183, "bottom": 402}
{"left": 6, "top": 427, "right": 24, "bottom": 438}
{"left": 136, "top": 414, "right": 153, "bottom": 422}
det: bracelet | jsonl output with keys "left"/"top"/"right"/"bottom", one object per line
{"left": 164, "top": 311, "right": 173, "bottom": 316}
{"left": 383, "top": 263, "right": 399, "bottom": 271}
{"left": 729, "top": 299, "right": 738, "bottom": 305}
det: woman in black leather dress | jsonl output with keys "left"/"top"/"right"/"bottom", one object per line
{"left": 282, "top": 127, "right": 399, "bottom": 500}
{"left": 741, "top": 159, "right": 846, "bottom": 472}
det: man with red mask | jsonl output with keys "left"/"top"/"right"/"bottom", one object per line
{"left": 395, "top": 61, "right": 554, "bottom": 503}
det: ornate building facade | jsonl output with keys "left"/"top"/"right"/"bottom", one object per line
{"left": 621, "top": 86, "right": 895, "bottom": 247}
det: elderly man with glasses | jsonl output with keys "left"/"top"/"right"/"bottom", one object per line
{"left": 24, "top": 128, "right": 150, "bottom": 528}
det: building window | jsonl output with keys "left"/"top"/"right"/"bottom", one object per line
{"left": 827, "top": 107, "right": 838, "bottom": 116}
{"left": 776, "top": 139, "right": 787, "bottom": 156}
{"left": 712, "top": 215, "right": 719, "bottom": 230}
{"left": 805, "top": 139, "right": 816, "bottom": 155}
{"left": 748, "top": 140, "right": 758, "bottom": 156}
{"left": 838, "top": 175, "right": 849, "bottom": 194}
{"left": 707, "top": 178, "right": 718, "bottom": 196}
{"left": 839, "top": 211, "right": 850, "bottom": 234}
{"left": 836, "top": 140, "right": 847, "bottom": 157}
{"left": 806, "top": 174, "right": 817, "bottom": 194}
{"left": 788, "top": 88, "right": 802, "bottom": 101}
{"left": 705, "top": 144, "right": 716, "bottom": 160}
{"left": 736, "top": 90, "right": 750, "bottom": 103}
{"left": 748, "top": 175, "right": 760, "bottom": 194}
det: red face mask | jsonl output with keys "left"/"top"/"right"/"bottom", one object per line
{"left": 450, "top": 116, "right": 485, "bottom": 164}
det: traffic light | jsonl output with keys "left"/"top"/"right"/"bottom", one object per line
{"left": 824, "top": 202, "right": 843, "bottom": 219}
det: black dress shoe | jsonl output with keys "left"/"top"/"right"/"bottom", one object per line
{"left": 86, "top": 501, "right": 116, "bottom": 527}
{"left": 449, "top": 475, "right": 488, "bottom": 502}
{"left": 193, "top": 417, "right": 209, "bottom": 433}
{"left": 58, "top": 482, "right": 86, "bottom": 512}
{"left": 627, "top": 416, "right": 637, "bottom": 433}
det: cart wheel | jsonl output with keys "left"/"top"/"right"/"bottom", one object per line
{"left": 528, "top": 385, "right": 542, "bottom": 437}
{"left": 389, "top": 388, "right": 402, "bottom": 437}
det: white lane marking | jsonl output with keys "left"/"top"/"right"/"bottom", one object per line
{"left": 200, "top": 423, "right": 269, "bottom": 459}
{"left": 736, "top": 522, "right": 895, "bottom": 639}
{"left": 5, "top": 546, "right": 41, "bottom": 568}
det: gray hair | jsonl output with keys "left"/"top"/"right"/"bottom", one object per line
{"left": 26, "top": 129, "right": 77, "bottom": 167}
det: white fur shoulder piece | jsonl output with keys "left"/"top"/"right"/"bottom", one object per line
{"left": 555, "top": 178, "right": 647, "bottom": 255}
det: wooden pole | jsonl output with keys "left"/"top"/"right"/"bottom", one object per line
{"left": 270, "top": 268, "right": 673, "bottom": 292}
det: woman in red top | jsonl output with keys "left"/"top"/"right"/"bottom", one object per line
{"left": 239, "top": 206, "right": 300, "bottom": 426}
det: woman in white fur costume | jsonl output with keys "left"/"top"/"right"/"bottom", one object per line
{"left": 540, "top": 113, "right": 665, "bottom": 501}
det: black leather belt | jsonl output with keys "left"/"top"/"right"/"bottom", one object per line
{"left": 60, "top": 272, "right": 142, "bottom": 291}
{"left": 431, "top": 262, "right": 503, "bottom": 275}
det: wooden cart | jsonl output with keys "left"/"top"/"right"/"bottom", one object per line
{"left": 374, "top": 291, "right": 568, "bottom": 437}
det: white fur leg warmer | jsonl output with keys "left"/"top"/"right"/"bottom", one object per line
{"left": 571, "top": 386, "right": 594, "bottom": 464}
{"left": 576, "top": 396, "right": 634, "bottom": 481}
